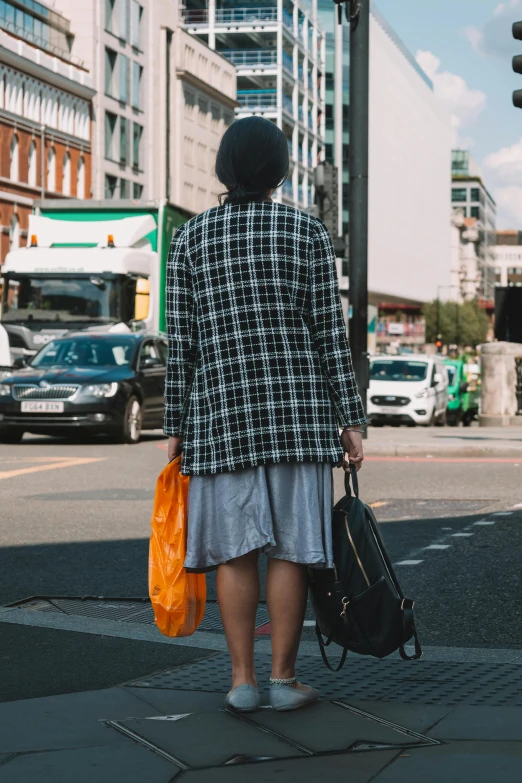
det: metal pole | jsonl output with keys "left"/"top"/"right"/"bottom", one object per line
{"left": 348, "top": 0, "right": 370, "bottom": 431}
{"left": 40, "top": 124, "right": 45, "bottom": 200}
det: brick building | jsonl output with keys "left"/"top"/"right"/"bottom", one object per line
{"left": 0, "top": 0, "right": 94, "bottom": 264}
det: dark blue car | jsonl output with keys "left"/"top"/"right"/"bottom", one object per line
{"left": 0, "top": 332, "right": 168, "bottom": 444}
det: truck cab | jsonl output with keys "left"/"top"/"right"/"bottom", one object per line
{"left": 0, "top": 200, "right": 184, "bottom": 364}
{"left": 444, "top": 358, "right": 480, "bottom": 427}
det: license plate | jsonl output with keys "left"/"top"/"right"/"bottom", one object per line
{"left": 379, "top": 407, "right": 401, "bottom": 414}
{"left": 20, "top": 401, "right": 64, "bottom": 413}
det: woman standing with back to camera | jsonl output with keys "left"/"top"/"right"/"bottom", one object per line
{"left": 165, "top": 116, "right": 366, "bottom": 712}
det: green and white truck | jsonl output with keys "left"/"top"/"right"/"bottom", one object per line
{"left": 0, "top": 200, "right": 187, "bottom": 365}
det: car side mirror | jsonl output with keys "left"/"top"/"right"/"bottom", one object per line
{"left": 459, "top": 381, "right": 469, "bottom": 393}
{"left": 12, "top": 357, "right": 27, "bottom": 370}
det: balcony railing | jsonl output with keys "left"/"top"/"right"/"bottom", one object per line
{"left": 287, "top": 138, "right": 294, "bottom": 158}
{"left": 221, "top": 49, "right": 277, "bottom": 67}
{"left": 182, "top": 8, "right": 208, "bottom": 24}
{"left": 237, "top": 90, "right": 277, "bottom": 111}
{"left": 282, "top": 50, "right": 293, "bottom": 74}
{"left": 282, "top": 180, "right": 294, "bottom": 198}
{"left": 282, "top": 9, "right": 293, "bottom": 31}
{"left": 216, "top": 7, "right": 278, "bottom": 25}
{"left": 298, "top": 64, "right": 304, "bottom": 83}
{"left": 282, "top": 93, "right": 293, "bottom": 115}
{"left": 308, "top": 74, "right": 314, "bottom": 92}
{"left": 308, "top": 113, "right": 313, "bottom": 131}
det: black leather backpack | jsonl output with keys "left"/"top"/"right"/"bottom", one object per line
{"left": 309, "top": 465, "right": 422, "bottom": 671}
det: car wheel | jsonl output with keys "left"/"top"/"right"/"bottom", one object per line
{"left": 0, "top": 429, "right": 24, "bottom": 444}
{"left": 119, "top": 396, "right": 142, "bottom": 444}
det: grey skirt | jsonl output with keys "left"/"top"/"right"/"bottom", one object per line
{"left": 184, "top": 461, "right": 334, "bottom": 572}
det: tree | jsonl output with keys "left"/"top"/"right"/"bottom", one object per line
{"left": 424, "top": 300, "right": 489, "bottom": 347}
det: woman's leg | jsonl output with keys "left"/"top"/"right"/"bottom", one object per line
{"left": 216, "top": 549, "right": 260, "bottom": 690}
{"left": 266, "top": 558, "right": 308, "bottom": 681}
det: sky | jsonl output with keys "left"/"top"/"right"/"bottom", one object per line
{"left": 374, "top": 0, "right": 522, "bottom": 228}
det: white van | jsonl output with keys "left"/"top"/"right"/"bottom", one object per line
{"left": 368, "top": 355, "right": 449, "bottom": 427}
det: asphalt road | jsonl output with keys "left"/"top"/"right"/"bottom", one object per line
{"left": 1, "top": 428, "right": 521, "bottom": 700}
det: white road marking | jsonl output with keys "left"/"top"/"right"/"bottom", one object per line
{"left": 492, "top": 512, "right": 513, "bottom": 517}
{"left": 452, "top": 533, "right": 474, "bottom": 537}
{"left": 474, "top": 521, "right": 496, "bottom": 526}
{"left": 425, "top": 544, "right": 452, "bottom": 550}
{"left": 512, "top": 503, "right": 522, "bottom": 509}
{"left": 441, "top": 527, "right": 453, "bottom": 531}
{"left": 303, "top": 620, "right": 316, "bottom": 627}
{"left": 395, "top": 560, "right": 424, "bottom": 566}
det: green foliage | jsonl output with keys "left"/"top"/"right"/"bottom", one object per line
{"left": 423, "top": 300, "right": 489, "bottom": 347}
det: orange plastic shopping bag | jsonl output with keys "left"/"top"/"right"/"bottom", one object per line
{"left": 149, "top": 456, "right": 206, "bottom": 637}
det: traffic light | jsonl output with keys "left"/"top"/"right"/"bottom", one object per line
{"left": 436, "top": 336, "right": 443, "bottom": 354}
{"left": 513, "top": 22, "right": 522, "bottom": 108}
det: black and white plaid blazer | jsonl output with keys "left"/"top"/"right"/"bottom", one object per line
{"left": 164, "top": 201, "right": 366, "bottom": 475}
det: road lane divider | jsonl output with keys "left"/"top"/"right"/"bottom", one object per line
{"left": 0, "top": 457, "right": 107, "bottom": 480}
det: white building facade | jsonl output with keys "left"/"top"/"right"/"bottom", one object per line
{"left": 494, "top": 231, "right": 522, "bottom": 288}
{"left": 368, "top": 5, "right": 452, "bottom": 306}
{"left": 181, "top": 0, "right": 326, "bottom": 209}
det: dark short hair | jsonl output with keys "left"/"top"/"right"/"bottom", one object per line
{"left": 215, "top": 117, "right": 289, "bottom": 205}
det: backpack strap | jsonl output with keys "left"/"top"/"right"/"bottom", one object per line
{"left": 315, "top": 623, "right": 349, "bottom": 672}
{"left": 399, "top": 598, "right": 423, "bottom": 660}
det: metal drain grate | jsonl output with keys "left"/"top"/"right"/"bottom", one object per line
{"left": 9, "top": 596, "right": 269, "bottom": 633}
{"left": 129, "top": 651, "right": 522, "bottom": 706}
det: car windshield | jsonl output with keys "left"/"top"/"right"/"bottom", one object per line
{"left": 30, "top": 338, "right": 134, "bottom": 368}
{"left": 370, "top": 360, "right": 429, "bottom": 382}
{"left": 2, "top": 275, "right": 119, "bottom": 324}
{"left": 446, "top": 366, "right": 457, "bottom": 386}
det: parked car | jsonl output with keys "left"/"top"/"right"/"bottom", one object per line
{"left": 368, "top": 355, "right": 449, "bottom": 427}
{"left": 0, "top": 332, "right": 168, "bottom": 444}
{"left": 444, "top": 358, "right": 480, "bottom": 427}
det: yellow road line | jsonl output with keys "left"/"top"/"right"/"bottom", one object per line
{"left": 0, "top": 457, "right": 107, "bottom": 480}
{"left": 369, "top": 501, "right": 389, "bottom": 509}
{"left": 0, "top": 457, "right": 90, "bottom": 464}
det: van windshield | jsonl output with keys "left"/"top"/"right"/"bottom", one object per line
{"left": 371, "top": 360, "right": 428, "bottom": 382}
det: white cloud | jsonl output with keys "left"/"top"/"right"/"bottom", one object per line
{"left": 466, "top": 0, "right": 522, "bottom": 58}
{"left": 416, "top": 51, "right": 487, "bottom": 148}
{"left": 484, "top": 138, "right": 522, "bottom": 227}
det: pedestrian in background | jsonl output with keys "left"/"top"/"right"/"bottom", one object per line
{"left": 165, "top": 116, "right": 366, "bottom": 713}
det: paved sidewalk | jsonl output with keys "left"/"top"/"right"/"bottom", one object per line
{"left": 366, "top": 425, "right": 522, "bottom": 459}
{"left": 1, "top": 643, "right": 522, "bottom": 782}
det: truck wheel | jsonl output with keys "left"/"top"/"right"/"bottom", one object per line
{"left": 0, "top": 429, "right": 24, "bottom": 444}
{"left": 119, "top": 396, "right": 142, "bottom": 444}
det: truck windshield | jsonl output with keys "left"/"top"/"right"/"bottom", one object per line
{"left": 1, "top": 276, "right": 119, "bottom": 324}
{"left": 371, "top": 360, "right": 428, "bottom": 382}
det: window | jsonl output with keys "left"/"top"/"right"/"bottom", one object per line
{"left": 62, "top": 152, "right": 71, "bottom": 195}
{"left": 197, "top": 142, "right": 206, "bottom": 171}
{"left": 119, "top": 0, "right": 130, "bottom": 41}
{"left": 470, "top": 188, "right": 480, "bottom": 203}
{"left": 47, "top": 146, "right": 56, "bottom": 191}
{"left": 9, "top": 134, "right": 18, "bottom": 181}
{"left": 120, "top": 54, "right": 129, "bottom": 103}
{"left": 9, "top": 214, "right": 19, "bottom": 251}
{"left": 133, "top": 182, "right": 143, "bottom": 198}
{"left": 77, "top": 156, "right": 85, "bottom": 199}
{"left": 120, "top": 116, "right": 128, "bottom": 163}
{"left": 132, "top": 122, "right": 142, "bottom": 168}
{"left": 28, "top": 140, "right": 37, "bottom": 187}
{"left": 105, "top": 48, "right": 117, "bottom": 96}
{"left": 131, "top": 0, "right": 143, "bottom": 48}
{"left": 105, "top": 174, "right": 118, "bottom": 198}
{"left": 184, "top": 136, "right": 194, "bottom": 167}
{"left": 184, "top": 89, "right": 195, "bottom": 118}
{"left": 120, "top": 178, "right": 129, "bottom": 197}
{"left": 105, "top": 0, "right": 116, "bottom": 31}
{"left": 132, "top": 61, "right": 142, "bottom": 108}
{"left": 105, "top": 111, "right": 117, "bottom": 160}
{"left": 451, "top": 188, "right": 467, "bottom": 203}
{"left": 470, "top": 206, "right": 480, "bottom": 220}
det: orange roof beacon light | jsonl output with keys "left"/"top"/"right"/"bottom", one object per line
{"left": 30, "top": 234, "right": 38, "bottom": 247}
{"left": 107, "top": 234, "right": 115, "bottom": 248}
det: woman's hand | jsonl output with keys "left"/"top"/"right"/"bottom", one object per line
{"left": 167, "top": 436, "right": 184, "bottom": 462}
{"left": 341, "top": 428, "right": 364, "bottom": 472}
